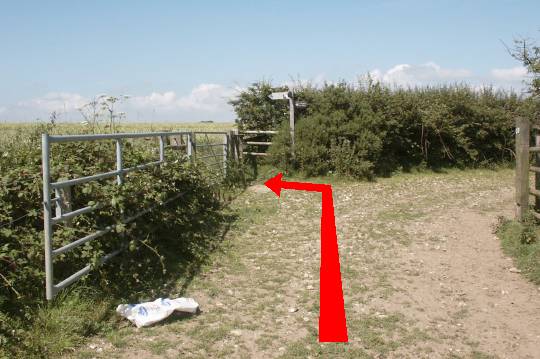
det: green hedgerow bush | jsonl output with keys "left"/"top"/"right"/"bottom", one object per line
{"left": 0, "top": 123, "right": 234, "bottom": 357}
{"left": 231, "top": 80, "right": 533, "bottom": 179}
{"left": 266, "top": 120, "right": 293, "bottom": 172}
{"left": 229, "top": 81, "right": 289, "bottom": 131}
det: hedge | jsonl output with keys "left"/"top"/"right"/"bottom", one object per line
{"left": 0, "top": 123, "right": 228, "bottom": 356}
{"left": 231, "top": 80, "right": 536, "bottom": 178}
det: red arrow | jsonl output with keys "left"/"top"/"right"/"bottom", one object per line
{"left": 265, "top": 173, "right": 348, "bottom": 342}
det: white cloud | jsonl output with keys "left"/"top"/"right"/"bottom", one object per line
{"left": 368, "top": 62, "right": 472, "bottom": 87}
{"left": 490, "top": 66, "right": 527, "bottom": 81}
{"left": 0, "top": 84, "right": 242, "bottom": 122}
{"left": 129, "top": 84, "right": 240, "bottom": 112}
{"left": 17, "top": 92, "right": 88, "bottom": 113}
{"left": 178, "top": 83, "right": 239, "bottom": 111}
{"left": 284, "top": 73, "right": 328, "bottom": 89}
{"left": 130, "top": 91, "right": 178, "bottom": 108}
{"left": 1, "top": 64, "right": 531, "bottom": 122}
{"left": 363, "top": 62, "right": 528, "bottom": 93}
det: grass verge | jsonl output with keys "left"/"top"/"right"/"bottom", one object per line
{"left": 496, "top": 216, "right": 540, "bottom": 284}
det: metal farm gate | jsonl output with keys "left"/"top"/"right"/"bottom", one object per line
{"left": 41, "top": 130, "right": 236, "bottom": 300}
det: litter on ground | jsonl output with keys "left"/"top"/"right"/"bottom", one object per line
{"left": 116, "top": 297, "right": 199, "bottom": 328}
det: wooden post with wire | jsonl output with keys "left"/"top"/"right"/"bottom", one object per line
{"left": 515, "top": 117, "right": 530, "bottom": 221}
{"left": 535, "top": 133, "right": 540, "bottom": 213}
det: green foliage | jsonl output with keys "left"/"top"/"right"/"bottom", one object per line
{"left": 228, "top": 81, "right": 288, "bottom": 131}
{"left": 17, "top": 288, "right": 110, "bottom": 358}
{"left": 267, "top": 121, "right": 293, "bottom": 171}
{"left": 0, "top": 123, "right": 235, "bottom": 357}
{"left": 496, "top": 216, "right": 540, "bottom": 285}
{"left": 231, "top": 80, "right": 528, "bottom": 179}
{"left": 222, "top": 159, "right": 248, "bottom": 190}
{"left": 510, "top": 35, "right": 540, "bottom": 97}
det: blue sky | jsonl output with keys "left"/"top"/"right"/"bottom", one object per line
{"left": 0, "top": 0, "right": 538, "bottom": 122}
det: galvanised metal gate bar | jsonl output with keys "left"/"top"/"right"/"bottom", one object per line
{"left": 194, "top": 132, "right": 230, "bottom": 175}
{"left": 42, "top": 130, "right": 232, "bottom": 300}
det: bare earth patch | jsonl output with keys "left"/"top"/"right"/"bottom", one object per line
{"left": 73, "top": 169, "right": 540, "bottom": 359}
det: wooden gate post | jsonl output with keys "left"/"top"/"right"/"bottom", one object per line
{"left": 535, "top": 133, "right": 540, "bottom": 212}
{"left": 289, "top": 93, "right": 295, "bottom": 159}
{"left": 234, "top": 130, "right": 240, "bottom": 161}
{"left": 187, "top": 131, "right": 195, "bottom": 161}
{"left": 54, "top": 187, "right": 72, "bottom": 227}
{"left": 223, "top": 133, "right": 229, "bottom": 175}
{"left": 515, "top": 117, "right": 530, "bottom": 221}
{"left": 228, "top": 130, "right": 235, "bottom": 161}
{"left": 238, "top": 132, "right": 244, "bottom": 160}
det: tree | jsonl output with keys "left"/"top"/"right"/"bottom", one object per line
{"left": 510, "top": 36, "right": 540, "bottom": 97}
{"left": 228, "top": 81, "right": 289, "bottom": 130}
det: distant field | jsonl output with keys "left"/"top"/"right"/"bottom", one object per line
{"left": 0, "top": 122, "right": 236, "bottom": 141}
{"left": 0, "top": 122, "right": 236, "bottom": 148}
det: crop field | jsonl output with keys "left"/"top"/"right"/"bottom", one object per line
{"left": 0, "top": 122, "right": 236, "bottom": 141}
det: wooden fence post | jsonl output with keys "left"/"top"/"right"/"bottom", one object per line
{"left": 55, "top": 187, "right": 72, "bottom": 227}
{"left": 515, "top": 117, "right": 530, "bottom": 221}
{"left": 223, "top": 133, "right": 229, "bottom": 175}
{"left": 535, "top": 133, "right": 540, "bottom": 212}
{"left": 234, "top": 130, "right": 241, "bottom": 161}
{"left": 228, "top": 130, "right": 235, "bottom": 161}
{"left": 289, "top": 94, "right": 295, "bottom": 160}
{"left": 188, "top": 132, "right": 195, "bottom": 161}
{"left": 238, "top": 132, "right": 244, "bottom": 161}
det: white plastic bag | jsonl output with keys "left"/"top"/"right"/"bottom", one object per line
{"left": 116, "top": 297, "right": 199, "bottom": 328}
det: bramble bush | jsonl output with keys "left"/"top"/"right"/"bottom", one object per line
{"left": 0, "top": 123, "right": 233, "bottom": 357}
{"left": 231, "top": 80, "right": 534, "bottom": 179}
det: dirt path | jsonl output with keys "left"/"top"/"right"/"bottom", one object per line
{"left": 76, "top": 169, "right": 540, "bottom": 359}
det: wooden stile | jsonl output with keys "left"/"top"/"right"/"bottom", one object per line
{"left": 535, "top": 134, "right": 540, "bottom": 212}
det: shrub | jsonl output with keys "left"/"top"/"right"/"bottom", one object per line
{"left": 231, "top": 80, "right": 530, "bottom": 179}
{"left": 0, "top": 123, "right": 232, "bottom": 357}
{"left": 228, "top": 81, "right": 288, "bottom": 131}
{"left": 267, "top": 121, "right": 293, "bottom": 172}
